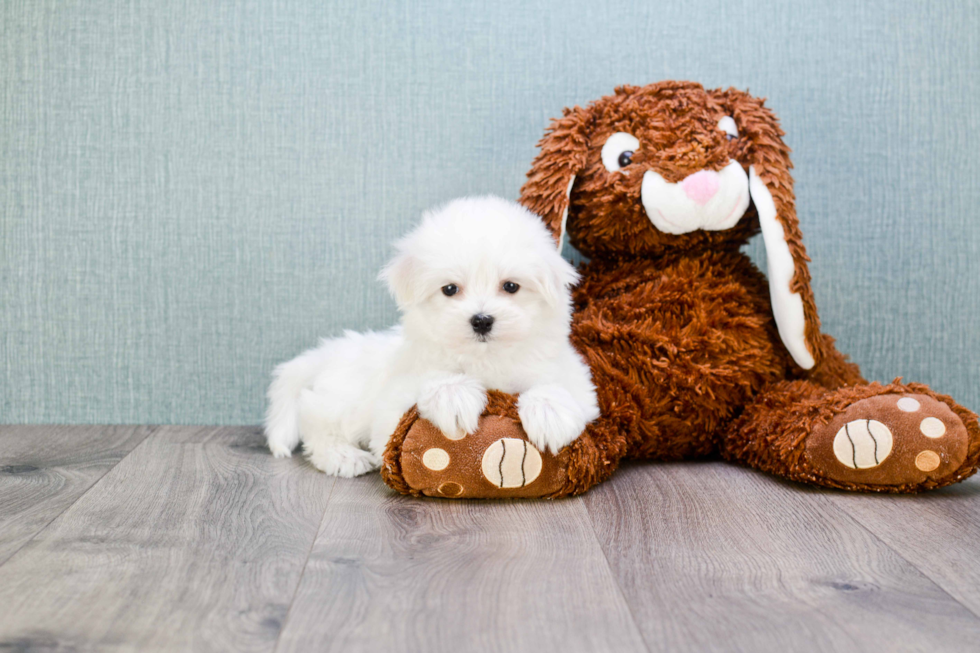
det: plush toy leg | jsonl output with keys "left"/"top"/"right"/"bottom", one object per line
{"left": 381, "top": 390, "right": 624, "bottom": 499}
{"left": 722, "top": 379, "right": 980, "bottom": 492}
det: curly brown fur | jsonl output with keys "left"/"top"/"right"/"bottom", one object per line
{"left": 571, "top": 252, "right": 790, "bottom": 459}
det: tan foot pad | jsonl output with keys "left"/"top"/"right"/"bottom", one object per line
{"left": 807, "top": 394, "right": 969, "bottom": 486}
{"left": 399, "top": 415, "right": 566, "bottom": 498}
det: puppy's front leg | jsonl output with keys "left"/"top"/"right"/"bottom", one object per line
{"left": 417, "top": 373, "right": 488, "bottom": 440}
{"left": 518, "top": 384, "right": 590, "bottom": 455}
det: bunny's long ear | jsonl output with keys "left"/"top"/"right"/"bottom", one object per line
{"left": 519, "top": 106, "right": 593, "bottom": 250}
{"left": 710, "top": 88, "right": 823, "bottom": 370}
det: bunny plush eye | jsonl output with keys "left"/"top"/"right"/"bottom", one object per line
{"left": 718, "top": 116, "right": 739, "bottom": 141}
{"left": 601, "top": 132, "right": 641, "bottom": 173}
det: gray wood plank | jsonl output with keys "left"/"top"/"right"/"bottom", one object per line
{"left": 0, "top": 426, "right": 333, "bottom": 653}
{"left": 825, "top": 476, "right": 980, "bottom": 617}
{"left": 0, "top": 425, "right": 153, "bottom": 566}
{"left": 584, "top": 461, "right": 980, "bottom": 653}
{"left": 275, "top": 475, "right": 648, "bottom": 653}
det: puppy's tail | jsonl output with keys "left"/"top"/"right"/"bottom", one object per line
{"left": 265, "top": 346, "right": 333, "bottom": 458}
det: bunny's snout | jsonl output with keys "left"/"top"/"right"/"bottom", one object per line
{"left": 641, "top": 160, "right": 750, "bottom": 236}
{"left": 681, "top": 170, "right": 720, "bottom": 206}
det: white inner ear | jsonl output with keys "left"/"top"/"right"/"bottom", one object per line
{"left": 556, "top": 175, "right": 576, "bottom": 251}
{"left": 749, "top": 166, "right": 815, "bottom": 370}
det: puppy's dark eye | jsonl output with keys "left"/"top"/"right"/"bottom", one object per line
{"left": 441, "top": 284, "right": 458, "bottom": 297}
{"left": 617, "top": 151, "right": 634, "bottom": 168}
{"left": 502, "top": 281, "right": 520, "bottom": 294}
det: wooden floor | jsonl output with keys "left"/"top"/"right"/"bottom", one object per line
{"left": 1, "top": 426, "right": 979, "bottom": 652}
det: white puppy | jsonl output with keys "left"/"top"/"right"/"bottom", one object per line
{"left": 265, "top": 196, "right": 599, "bottom": 477}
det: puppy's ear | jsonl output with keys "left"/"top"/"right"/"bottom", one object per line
{"left": 533, "top": 248, "right": 580, "bottom": 307}
{"left": 519, "top": 106, "right": 593, "bottom": 250}
{"left": 378, "top": 247, "right": 419, "bottom": 308}
{"left": 709, "top": 87, "right": 823, "bottom": 370}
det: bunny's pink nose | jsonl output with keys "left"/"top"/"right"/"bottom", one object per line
{"left": 681, "top": 170, "right": 720, "bottom": 205}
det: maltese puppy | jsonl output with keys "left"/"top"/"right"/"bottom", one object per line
{"left": 264, "top": 196, "right": 599, "bottom": 477}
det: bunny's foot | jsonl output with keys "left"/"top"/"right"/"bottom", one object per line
{"left": 386, "top": 413, "right": 565, "bottom": 499}
{"left": 806, "top": 393, "right": 972, "bottom": 487}
{"left": 724, "top": 380, "right": 980, "bottom": 492}
{"left": 381, "top": 391, "right": 620, "bottom": 499}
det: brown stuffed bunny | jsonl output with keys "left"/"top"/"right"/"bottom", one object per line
{"left": 382, "top": 81, "right": 980, "bottom": 498}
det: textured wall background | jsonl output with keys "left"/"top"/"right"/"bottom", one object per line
{"left": 2, "top": 0, "right": 978, "bottom": 424}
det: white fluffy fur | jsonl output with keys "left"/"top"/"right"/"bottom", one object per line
{"left": 265, "top": 196, "right": 600, "bottom": 477}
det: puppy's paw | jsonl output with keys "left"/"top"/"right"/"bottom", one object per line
{"left": 304, "top": 442, "right": 380, "bottom": 477}
{"left": 268, "top": 440, "right": 295, "bottom": 459}
{"left": 418, "top": 374, "right": 488, "bottom": 440}
{"left": 518, "top": 384, "right": 588, "bottom": 455}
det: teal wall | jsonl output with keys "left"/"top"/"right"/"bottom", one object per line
{"left": 2, "top": 0, "right": 978, "bottom": 424}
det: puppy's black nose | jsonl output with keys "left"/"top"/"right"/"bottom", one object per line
{"left": 470, "top": 314, "right": 494, "bottom": 335}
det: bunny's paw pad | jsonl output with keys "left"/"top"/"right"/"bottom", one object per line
{"left": 806, "top": 394, "right": 970, "bottom": 487}
{"left": 397, "top": 415, "right": 565, "bottom": 499}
